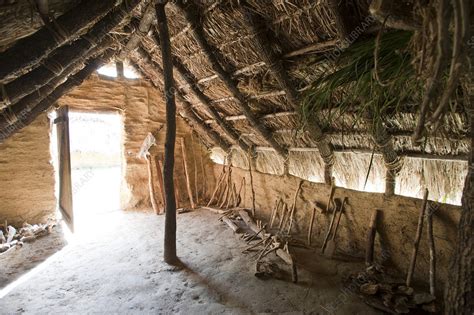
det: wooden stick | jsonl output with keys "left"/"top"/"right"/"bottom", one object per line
{"left": 180, "top": 138, "right": 195, "bottom": 209}
{"left": 156, "top": 158, "right": 166, "bottom": 213}
{"left": 199, "top": 142, "right": 207, "bottom": 199}
{"left": 276, "top": 248, "right": 298, "bottom": 283}
{"left": 326, "top": 179, "right": 336, "bottom": 212}
{"left": 278, "top": 203, "right": 288, "bottom": 230}
{"left": 207, "top": 165, "right": 226, "bottom": 206}
{"left": 406, "top": 188, "right": 429, "bottom": 287}
{"left": 427, "top": 203, "right": 436, "bottom": 296}
{"left": 270, "top": 198, "right": 281, "bottom": 228}
{"left": 222, "top": 217, "right": 241, "bottom": 233}
{"left": 248, "top": 149, "right": 256, "bottom": 216}
{"left": 365, "top": 209, "right": 380, "bottom": 266}
{"left": 321, "top": 199, "right": 339, "bottom": 253}
{"left": 190, "top": 133, "right": 199, "bottom": 205}
{"left": 146, "top": 155, "right": 160, "bottom": 215}
{"left": 307, "top": 207, "right": 316, "bottom": 246}
{"left": 239, "top": 210, "right": 259, "bottom": 234}
{"left": 287, "top": 180, "right": 304, "bottom": 234}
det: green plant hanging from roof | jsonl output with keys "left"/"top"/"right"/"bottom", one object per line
{"left": 301, "top": 30, "right": 420, "bottom": 130}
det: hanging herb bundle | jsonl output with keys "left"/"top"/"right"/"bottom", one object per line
{"left": 300, "top": 30, "right": 420, "bottom": 131}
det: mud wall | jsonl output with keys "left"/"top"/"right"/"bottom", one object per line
{"left": 216, "top": 165, "right": 461, "bottom": 289}
{"left": 58, "top": 74, "right": 215, "bottom": 211}
{"left": 0, "top": 114, "right": 56, "bottom": 225}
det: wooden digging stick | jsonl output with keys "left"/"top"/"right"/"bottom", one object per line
{"left": 156, "top": 158, "right": 166, "bottom": 213}
{"left": 146, "top": 155, "right": 160, "bottom": 215}
{"left": 326, "top": 178, "right": 336, "bottom": 212}
{"left": 307, "top": 207, "right": 316, "bottom": 246}
{"left": 278, "top": 203, "right": 288, "bottom": 230}
{"left": 427, "top": 203, "right": 436, "bottom": 296}
{"left": 365, "top": 209, "right": 380, "bottom": 266}
{"left": 180, "top": 138, "right": 195, "bottom": 209}
{"left": 321, "top": 198, "right": 340, "bottom": 253}
{"left": 287, "top": 180, "right": 304, "bottom": 234}
{"left": 406, "top": 188, "right": 429, "bottom": 287}
{"left": 270, "top": 198, "right": 281, "bottom": 228}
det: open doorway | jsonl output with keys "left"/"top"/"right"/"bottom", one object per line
{"left": 67, "top": 110, "right": 124, "bottom": 233}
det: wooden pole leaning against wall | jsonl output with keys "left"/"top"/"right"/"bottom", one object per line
{"left": 0, "top": 0, "right": 117, "bottom": 83}
{"left": 155, "top": 0, "right": 179, "bottom": 265}
{"left": 0, "top": 36, "right": 115, "bottom": 130}
{"left": 175, "top": 0, "right": 288, "bottom": 160}
{"left": 0, "top": 0, "right": 143, "bottom": 108}
{"left": 242, "top": 5, "right": 335, "bottom": 184}
{"left": 180, "top": 137, "right": 195, "bottom": 209}
{"left": 0, "top": 50, "right": 116, "bottom": 142}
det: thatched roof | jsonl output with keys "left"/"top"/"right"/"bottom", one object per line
{"left": 0, "top": 0, "right": 470, "bottom": 204}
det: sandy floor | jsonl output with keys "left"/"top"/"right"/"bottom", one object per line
{"left": 0, "top": 209, "right": 379, "bottom": 314}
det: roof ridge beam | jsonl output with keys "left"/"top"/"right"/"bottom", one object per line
{"left": 175, "top": 0, "right": 288, "bottom": 159}
{"left": 0, "top": 0, "right": 117, "bottom": 83}
{"left": 242, "top": 4, "right": 334, "bottom": 184}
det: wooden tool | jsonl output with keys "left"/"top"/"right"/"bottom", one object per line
{"left": 321, "top": 198, "right": 340, "bottom": 253}
{"left": 307, "top": 207, "right": 316, "bottom": 246}
{"left": 324, "top": 197, "right": 347, "bottom": 258}
{"left": 406, "top": 188, "right": 429, "bottom": 287}
{"left": 365, "top": 209, "right": 380, "bottom": 266}
{"left": 427, "top": 202, "right": 437, "bottom": 296}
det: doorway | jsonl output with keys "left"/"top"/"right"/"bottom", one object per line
{"left": 66, "top": 110, "right": 124, "bottom": 233}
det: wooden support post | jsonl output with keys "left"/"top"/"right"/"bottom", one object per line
{"left": 248, "top": 149, "right": 256, "bottom": 217}
{"left": 180, "top": 138, "right": 195, "bottom": 209}
{"left": 406, "top": 189, "right": 429, "bottom": 287}
{"left": 190, "top": 133, "right": 199, "bottom": 205}
{"left": 156, "top": 1, "right": 178, "bottom": 265}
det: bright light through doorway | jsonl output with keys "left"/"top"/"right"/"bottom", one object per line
{"left": 68, "top": 111, "right": 123, "bottom": 234}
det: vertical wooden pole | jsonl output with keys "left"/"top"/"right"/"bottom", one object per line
{"left": 180, "top": 137, "right": 195, "bottom": 209}
{"left": 406, "top": 188, "right": 429, "bottom": 287}
{"left": 146, "top": 155, "right": 160, "bottom": 215}
{"left": 156, "top": 158, "right": 166, "bottom": 213}
{"left": 156, "top": 0, "right": 178, "bottom": 265}
{"left": 248, "top": 149, "right": 256, "bottom": 217}
{"left": 191, "top": 132, "right": 199, "bottom": 205}
{"left": 427, "top": 204, "right": 436, "bottom": 296}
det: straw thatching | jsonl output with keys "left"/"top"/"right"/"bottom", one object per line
{"left": 0, "top": 0, "right": 470, "bottom": 206}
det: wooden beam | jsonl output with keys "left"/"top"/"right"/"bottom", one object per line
{"left": 132, "top": 47, "right": 232, "bottom": 152}
{"left": 0, "top": 36, "right": 114, "bottom": 130}
{"left": 0, "top": 50, "right": 116, "bottom": 142}
{"left": 242, "top": 5, "right": 334, "bottom": 184}
{"left": 0, "top": 0, "right": 142, "bottom": 108}
{"left": 153, "top": 35, "right": 250, "bottom": 153}
{"left": 156, "top": 0, "right": 178, "bottom": 265}
{"left": 0, "top": 0, "right": 117, "bottom": 83}
{"left": 176, "top": 0, "right": 287, "bottom": 159}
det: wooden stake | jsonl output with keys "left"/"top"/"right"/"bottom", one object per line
{"left": 365, "top": 209, "right": 380, "bottom": 266}
{"left": 322, "top": 198, "right": 339, "bottom": 253}
{"left": 248, "top": 149, "right": 256, "bottom": 216}
{"left": 406, "top": 188, "right": 429, "bottom": 287}
{"left": 146, "top": 155, "right": 160, "bottom": 214}
{"left": 207, "top": 165, "right": 226, "bottom": 206}
{"left": 287, "top": 180, "right": 304, "bottom": 234}
{"left": 307, "top": 207, "right": 316, "bottom": 246}
{"left": 427, "top": 203, "right": 436, "bottom": 296}
{"left": 270, "top": 198, "right": 281, "bottom": 228}
{"left": 180, "top": 138, "right": 195, "bottom": 209}
{"left": 191, "top": 133, "right": 199, "bottom": 205}
{"left": 156, "top": 158, "right": 166, "bottom": 213}
{"left": 199, "top": 143, "right": 207, "bottom": 199}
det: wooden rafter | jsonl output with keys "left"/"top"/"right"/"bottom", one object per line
{"left": 0, "top": 0, "right": 117, "bottom": 83}
{"left": 0, "top": 50, "right": 116, "bottom": 142}
{"left": 0, "top": 0, "right": 143, "bottom": 108}
{"left": 242, "top": 5, "right": 335, "bottom": 184}
{"left": 175, "top": 0, "right": 288, "bottom": 159}
{"left": 131, "top": 48, "right": 232, "bottom": 152}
